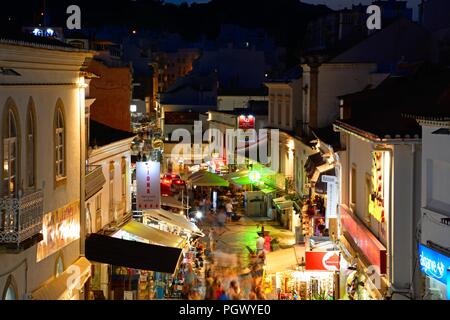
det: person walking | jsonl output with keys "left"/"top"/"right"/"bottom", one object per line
{"left": 225, "top": 200, "right": 233, "bottom": 223}
{"left": 209, "top": 228, "right": 216, "bottom": 252}
{"left": 217, "top": 206, "right": 227, "bottom": 235}
{"left": 256, "top": 234, "right": 265, "bottom": 256}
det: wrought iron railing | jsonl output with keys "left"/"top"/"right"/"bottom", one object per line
{"left": 0, "top": 190, "right": 44, "bottom": 246}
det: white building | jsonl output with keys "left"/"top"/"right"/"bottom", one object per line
{"left": 416, "top": 116, "right": 450, "bottom": 300}
{"left": 0, "top": 37, "right": 94, "bottom": 300}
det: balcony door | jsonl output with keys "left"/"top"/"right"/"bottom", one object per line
{"left": 3, "top": 109, "right": 19, "bottom": 197}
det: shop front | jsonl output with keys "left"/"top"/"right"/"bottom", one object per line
{"left": 264, "top": 240, "right": 340, "bottom": 300}
{"left": 338, "top": 205, "right": 387, "bottom": 300}
{"left": 418, "top": 243, "right": 450, "bottom": 300}
{"left": 85, "top": 218, "right": 186, "bottom": 300}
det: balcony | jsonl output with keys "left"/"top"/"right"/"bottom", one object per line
{"left": 86, "top": 165, "right": 106, "bottom": 200}
{"left": 0, "top": 190, "right": 44, "bottom": 250}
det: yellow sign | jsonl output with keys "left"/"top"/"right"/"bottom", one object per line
{"left": 37, "top": 201, "right": 80, "bottom": 262}
{"left": 369, "top": 152, "right": 385, "bottom": 223}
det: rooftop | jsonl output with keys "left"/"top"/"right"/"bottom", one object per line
{"left": 335, "top": 63, "right": 450, "bottom": 141}
{"left": 90, "top": 120, "right": 135, "bottom": 148}
{"left": 0, "top": 30, "right": 87, "bottom": 52}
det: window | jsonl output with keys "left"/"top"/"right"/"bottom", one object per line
{"left": 26, "top": 102, "right": 36, "bottom": 188}
{"left": 365, "top": 173, "right": 372, "bottom": 225}
{"left": 3, "top": 102, "right": 20, "bottom": 197}
{"left": 54, "top": 102, "right": 66, "bottom": 183}
{"left": 121, "top": 157, "right": 127, "bottom": 198}
{"left": 285, "top": 95, "right": 291, "bottom": 127}
{"left": 55, "top": 255, "right": 64, "bottom": 277}
{"left": 109, "top": 161, "right": 115, "bottom": 222}
{"left": 95, "top": 193, "right": 102, "bottom": 232}
{"left": 2, "top": 275, "right": 17, "bottom": 300}
{"left": 277, "top": 95, "right": 282, "bottom": 125}
{"left": 351, "top": 164, "right": 357, "bottom": 207}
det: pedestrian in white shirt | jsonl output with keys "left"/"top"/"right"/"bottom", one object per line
{"left": 256, "top": 235, "right": 265, "bottom": 256}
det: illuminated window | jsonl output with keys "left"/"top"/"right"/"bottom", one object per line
{"left": 54, "top": 102, "right": 66, "bottom": 182}
{"left": 26, "top": 101, "right": 36, "bottom": 188}
{"left": 3, "top": 101, "right": 20, "bottom": 197}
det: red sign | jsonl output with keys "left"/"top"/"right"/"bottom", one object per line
{"left": 238, "top": 115, "right": 255, "bottom": 130}
{"left": 341, "top": 206, "right": 387, "bottom": 274}
{"left": 305, "top": 251, "right": 340, "bottom": 271}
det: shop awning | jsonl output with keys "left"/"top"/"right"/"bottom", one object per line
{"left": 144, "top": 209, "right": 203, "bottom": 235}
{"left": 32, "top": 257, "right": 91, "bottom": 300}
{"left": 160, "top": 195, "right": 190, "bottom": 210}
{"left": 305, "top": 153, "right": 325, "bottom": 180}
{"left": 273, "top": 196, "right": 293, "bottom": 210}
{"left": 310, "top": 163, "right": 335, "bottom": 183}
{"left": 116, "top": 220, "right": 186, "bottom": 248}
{"left": 224, "top": 164, "right": 277, "bottom": 187}
{"left": 188, "top": 171, "right": 229, "bottom": 187}
{"left": 85, "top": 233, "right": 182, "bottom": 274}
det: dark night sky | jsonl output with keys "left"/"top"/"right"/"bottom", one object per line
{"left": 165, "top": 0, "right": 421, "bottom": 19}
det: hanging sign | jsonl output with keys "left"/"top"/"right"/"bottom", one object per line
{"left": 136, "top": 161, "right": 161, "bottom": 210}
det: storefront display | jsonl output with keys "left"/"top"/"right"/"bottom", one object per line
{"left": 273, "top": 270, "right": 335, "bottom": 300}
{"left": 419, "top": 243, "right": 450, "bottom": 300}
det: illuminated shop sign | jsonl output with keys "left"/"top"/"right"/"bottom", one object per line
{"left": 136, "top": 161, "right": 161, "bottom": 210}
{"left": 37, "top": 201, "right": 80, "bottom": 262}
{"left": 305, "top": 251, "right": 340, "bottom": 271}
{"left": 419, "top": 243, "right": 450, "bottom": 284}
{"left": 341, "top": 206, "right": 387, "bottom": 274}
{"left": 238, "top": 115, "right": 255, "bottom": 130}
{"left": 368, "top": 151, "right": 389, "bottom": 223}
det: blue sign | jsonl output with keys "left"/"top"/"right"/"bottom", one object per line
{"left": 418, "top": 243, "right": 450, "bottom": 285}
{"left": 447, "top": 269, "right": 450, "bottom": 300}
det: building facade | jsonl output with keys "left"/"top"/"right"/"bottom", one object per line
{"left": 0, "top": 38, "right": 93, "bottom": 300}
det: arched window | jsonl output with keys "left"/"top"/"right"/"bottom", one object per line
{"left": 55, "top": 255, "right": 64, "bottom": 278}
{"left": 2, "top": 275, "right": 18, "bottom": 300}
{"left": 121, "top": 157, "right": 127, "bottom": 198}
{"left": 3, "top": 100, "right": 21, "bottom": 197}
{"left": 26, "top": 99, "right": 36, "bottom": 189}
{"left": 54, "top": 101, "right": 66, "bottom": 183}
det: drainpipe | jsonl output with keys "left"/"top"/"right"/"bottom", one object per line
{"left": 410, "top": 143, "right": 417, "bottom": 299}
{"left": 79, "top": 76, "right": 87, "bottom": 256}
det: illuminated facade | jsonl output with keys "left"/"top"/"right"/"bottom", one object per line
{"left": 0, "top": 38, "right": 94, "bottom": 300}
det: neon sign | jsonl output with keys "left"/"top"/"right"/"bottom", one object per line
{"left": 419, "top": 243, "right": 450, "bottom": 284}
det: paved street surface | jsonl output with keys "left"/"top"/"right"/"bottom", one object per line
{"left": 200, "top": 216, "right": 295, "bottom": 266}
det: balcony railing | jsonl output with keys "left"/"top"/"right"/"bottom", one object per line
{"left": 86, "top": 165, "right": 106, "bottom": 200}
{"left": 0, "top": 190, "right": 44, "bottom": 247}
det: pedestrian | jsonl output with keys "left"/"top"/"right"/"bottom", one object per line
{"left": 255, "top": 285, "right": 266, "bottom": 300}
{"left": 225, "top": 199, "right": 233, "bottom": 223}
{"left": 227, "top": 280, "right": 242, "bottom": 300}
{"left": 217, "top": 206, "right": 227, "bottom": 234}
{"left": 256, "top": 234, "right": 265, "bottom": 256}
{"left": 209, "top": 228, "right": 215, "bottom": 252}
{"left": 264, "top": 234, "right": 272, "bottom": 253}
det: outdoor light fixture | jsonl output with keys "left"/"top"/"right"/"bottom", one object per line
{"left": 249, "top": 170, "right": 261, "bottom": 183}
{"left": 195, "top": 211, "right": 203, "bottom": 219}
